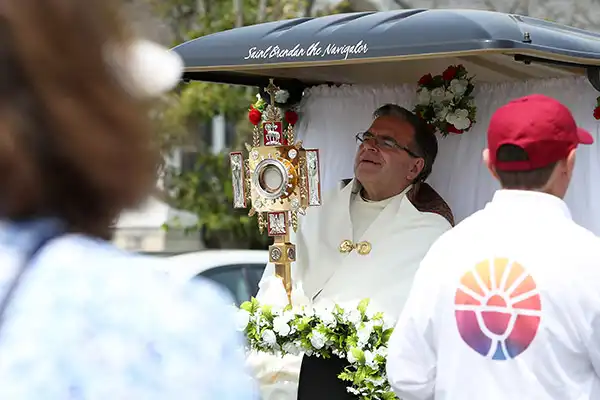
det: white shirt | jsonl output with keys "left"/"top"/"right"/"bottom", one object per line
{"left": 386, "top": 190, "right": 600, "bottom": 400}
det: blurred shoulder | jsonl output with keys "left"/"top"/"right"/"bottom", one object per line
{"left": 38, "top": 233, "right": 237, "bottom": 316}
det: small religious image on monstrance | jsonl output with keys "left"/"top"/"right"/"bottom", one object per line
{"left": 229, "top": 79, "right": 321, "bottom": 304}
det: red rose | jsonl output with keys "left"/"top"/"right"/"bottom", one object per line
{"left": 418, "top": 73, "right": 433, "bottom": 85}
{"left": 248, "top": 107, "right": 262, "bottom": 125}
{"left": 447, "top": 124, "right": 463, "bottom": 134}
{"left": 285, "top": 110, "right": 299, "bottom": 125}
{"left": 442, "top": 66, "right": 458, "bottom": 81}
{"left": 594, "top": 107, "right": 600, "bottom": 120}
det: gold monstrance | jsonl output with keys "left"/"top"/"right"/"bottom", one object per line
{"left": 229, "top": 80, "right": 322, "bottom": 304}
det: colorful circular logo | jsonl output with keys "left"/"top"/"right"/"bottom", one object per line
{"left": 454, "top": 258, "right": 541, "bottom": 360}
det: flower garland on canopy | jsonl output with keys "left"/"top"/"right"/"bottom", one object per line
{"left": 413, "top": 64, "right": 477, "bottom": 136}
{"left": 238, "top": 297, "right": 398, "bottom": 399}
{"left": 248, "top": 88, "right": 300, "bottom": 127}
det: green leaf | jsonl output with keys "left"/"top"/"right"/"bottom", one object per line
{"left": 240, "top": 301, "right": 253, "bottom": 312}
{"left": 382, "top": 391, "right": 399, "bottom": 400}
{"left": 337, "top": 371, "right": 353, "bottom": 381}
{"left": 357, "top": 298, "right": 370, "bottom": 314}
{"left": 382, "top": 328, "right": 394, "bottom": 344}
{"left": 350, "top": 347, "right": 365, "bottom": 363}
{"left": 261, "top": 305, "right": 273, "bottom": 319}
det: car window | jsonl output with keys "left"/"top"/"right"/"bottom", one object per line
{"left": 199, "top": 265, "right": 250, "bottom": 306}
{"left": 246, "top": 264, "right": 267, "bottom": 297}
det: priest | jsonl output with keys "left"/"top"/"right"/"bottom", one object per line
{"left": 248, "top": 104, "right": 454, "bottom": 399}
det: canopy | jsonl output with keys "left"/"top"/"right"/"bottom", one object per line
{"left": 173, "top": 9, "right": 600, "bottom": 88}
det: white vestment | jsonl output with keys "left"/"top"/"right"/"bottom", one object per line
{"left": 248, "top": 179, "right": 452, "bottom": 399}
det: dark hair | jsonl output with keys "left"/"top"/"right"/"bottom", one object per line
{"left": 373, "top": 104, "right": 438, "bottom": 182}
{"left": 494, "top": 144, "right": 557, "bottom": 189}
{"left": 0, "top": 0, "right": 159, "bottom": 239}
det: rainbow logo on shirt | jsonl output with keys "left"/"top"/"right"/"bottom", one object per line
{"left": 454, "top": 258, "right": 541, "bottom": 360}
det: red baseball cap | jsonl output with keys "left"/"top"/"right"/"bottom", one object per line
{"left": 488, "top": 94, "right": 594, "bottom": 171}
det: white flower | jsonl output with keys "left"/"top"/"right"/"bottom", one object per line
{"left": 444, "top": 90, "right": 454, "bottom": 102}
{"left": 281, "top": 310, "right": 295, "bottom": 323}
{"left": 375, "top": 346, "right": 388, "bottom": 358}
{"left": 261, "top": 329, "right": 277, "bottom": 347}
{"left": 357, "top": 322, "right": 374, "bottom": 346}
{"left": 273, "top": 316, "right": 291, "bottom": 336}
{"left": 430, "top": 87, "right": 447, "bottom": 102}
{"left": 332, "top": 348, "right": 345, "bottom": 358}
{"left": 449, "top": 79, "right": 468, "bottom": 97}
{"left": 347, "top": 387, "right": 361, "bottom": 395}
{"left": 446, "top": 108, "right": 471, "bottom": 130}
{"left": 274, "top": 89, "right": 289, "bottom": 103}
{"left": 454, "top": 108, "right": 469, "bottom": 119}
{"left": 437, "top": 106, "right": 450, "bottom": 120}
{"left": 235, "top": 309, "right": 251, "bottom": 331}
{"left": 364, "top": 350, "right": 378, "bottom": 369}
{"left": 315, "top": 307, "right": 336, "bottom": 327}
{"left": 453, "top": 117, "right": 471, "bottom": 130}
{"left": 345, "top": 309, "right": 362, "bottom": 326}
{"left": 367, "top": 377, "right": 386, "bottom": 387}
{"left": 256, "top": 93, "right": 262, "bottom": 101}
{"left": 310, "top": 330, "right": 326, "bottom": 349}
{"left": 417, "top": 88, "right": 431, "bottom": 105}
{"left": 283, "top": 341, "right": 301, "bottom": 356}
{"left": 347, "top": 349, "right": 358, "bottom": 364}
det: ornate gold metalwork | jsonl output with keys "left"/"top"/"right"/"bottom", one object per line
{"left": 257, "top": 213, "right": 266, "bottom": 234}
{"left": 339, "top": 240, "right": 372, "bottom": 255}
{"left": 290, "top": 210, "right": 299, "bottom": 232}
{"left": 356, "top": 241, "right": 372, "bottom": 255}
{"left": 339, "top": 239, "right": 354, "bottom": 253}
{"left": 229, "top": 79, "right": 322, "bottom": 304}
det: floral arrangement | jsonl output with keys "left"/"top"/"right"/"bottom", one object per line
{"left": 594, "top": 96, "right": 600, "bottom": 120}
{"left": 248, "top": 89, "right": 300, "bottom": 126}
{"left": 237, "top": 297, "right": 398, "bottom": 399}
{"left": 413, "top": 64, "right": 477, "bottom": 136}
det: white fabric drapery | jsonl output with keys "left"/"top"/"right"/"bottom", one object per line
{"left": 295, "top": 76, "right": 600, "bottom": 235}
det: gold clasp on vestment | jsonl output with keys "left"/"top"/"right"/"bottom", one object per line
{"left": 338, "top": 239, "right": 371, "bottom": 255}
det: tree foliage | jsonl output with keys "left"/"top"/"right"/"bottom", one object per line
{"left": 146, "top": 0, "right": 354, "bottom": 248}
{"left": 166, "top": 151, "right": 271, "bottom": 249}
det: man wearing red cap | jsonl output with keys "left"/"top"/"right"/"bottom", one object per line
{"left": 385, "top": 94, "right": 600, "bottom": 399}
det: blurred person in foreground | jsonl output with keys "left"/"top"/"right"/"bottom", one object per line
{"left": 0, "top": 0, "right": 258, "bottom": 399}
{"left": 386, "top": 94, "right": 600, "bottom": 399}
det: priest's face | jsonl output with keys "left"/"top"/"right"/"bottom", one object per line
{"left": 354, "top": 115, "right": 424, "bottom": 201}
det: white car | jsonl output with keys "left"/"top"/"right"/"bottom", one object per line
{"left": 163, "top": 249, "right": 268, "bottom": 305}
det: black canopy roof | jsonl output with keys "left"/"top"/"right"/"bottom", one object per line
{"left": 173, "top": 9, "right": 600, "bottom": 88}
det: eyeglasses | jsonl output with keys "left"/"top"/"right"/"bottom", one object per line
{"left": 355, "top": 131, "right": 421, "bottom": 158}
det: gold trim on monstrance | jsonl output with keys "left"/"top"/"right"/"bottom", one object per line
{"left": 229, "top": 79, "right": 322, "bottom": 304}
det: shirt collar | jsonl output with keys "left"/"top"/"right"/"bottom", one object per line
{"left": 351, "top": 179, "right": 413, "bottom": 202}
{"left": 489, "top": 189, "right": 572, "bottom": 220}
